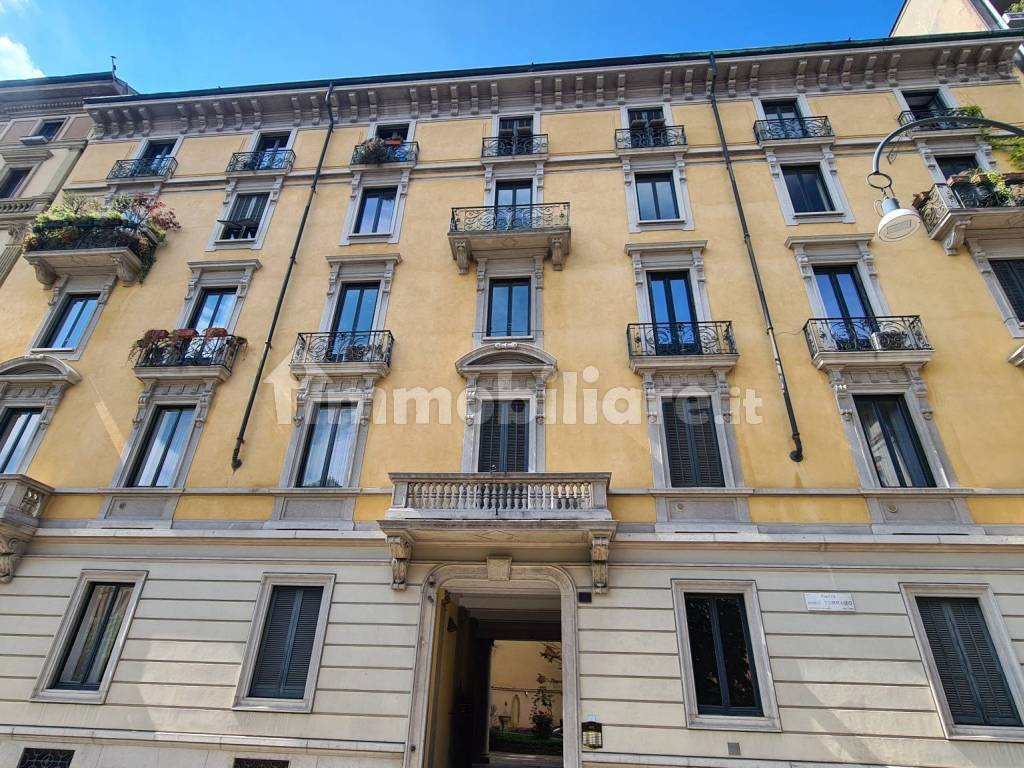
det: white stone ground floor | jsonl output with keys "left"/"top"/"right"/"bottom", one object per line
{"left": 1, "top": 528, "right": 1024, "bottom": 768}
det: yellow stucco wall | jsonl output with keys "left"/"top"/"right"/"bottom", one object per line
{"left": 6, "top": 73, "right": 1024, "bottom": 528}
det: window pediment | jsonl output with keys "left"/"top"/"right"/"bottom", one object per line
{"left": 455, "top": 341, "right": 556, "bottom": 379}
{"left": 0, "top": 355, "right": 81, "bottom": 387}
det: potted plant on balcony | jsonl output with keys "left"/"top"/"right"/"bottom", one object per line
{"left": 1005, "top": 1, "right": 1024, "bottom": 28}
{"left": 352, "top": 137, "right": 391, "bottom": 165}
{"left": 22, "top": 192, "right": 180, "bottom": 281}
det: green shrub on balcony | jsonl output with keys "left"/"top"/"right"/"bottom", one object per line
{"left": 22, "top": 192, "right": 180, "bottom": 280}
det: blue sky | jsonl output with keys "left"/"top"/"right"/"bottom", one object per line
{"left": 1, "top": 0, "right": 903, "bottom": 92}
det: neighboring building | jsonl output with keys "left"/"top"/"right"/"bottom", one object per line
{"left": 892, "top": 0, "right": 1024, "bottom": 36}
{"left": 0, "top": 72, "right": 135, "bottom": 285}
{"left": 2, "top": 27, "right": 1024, "bottom": 768}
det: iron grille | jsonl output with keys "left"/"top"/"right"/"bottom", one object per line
{"left": 914, "top": 181, "right": 1024, "bottom": 233}
{"left": 226, "top": 149, "right": 295, "bottom": 173}
{"left": 232, "top": 760, "right": 289, "bottom": 768}
{"left": 481, "top": 133, "right": 549, "bottom": 157}
{"left": 897, "top": 107, "right": 983, "bottom": 130}
{"left": 351, "top": 140, "right": 419, "bottom": 164}
{"left": 613, "top": 126, "right": 687, "bottom": 150}
{"left": 292, "top": 330, "right": 394, "bottom": 366}
{"left": 17, "top": 749, "right": 74, "bottom": 768}
{"left": 449, "top": 202, "right": 569, "bottom": 232}
{"left": 107, "top": 156, "right": 177, "bottom": 179}
{"left": 131, "top": 332, "right": 246, "bottom": 372}
{"left": 803, "top": 316, "right": 931, "bottom": 356}
{"left": 627, "top": 321, "right": 736, "bottom": 357}
{"left": 752, "top": 116, "right": 833, "bottom": 142}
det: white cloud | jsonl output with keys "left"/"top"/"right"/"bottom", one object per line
{"left": 0, "top": 36, "right": 42, "bottom": 79}
{"left": 0, "top": 0, "right": 32, "bottom": 13}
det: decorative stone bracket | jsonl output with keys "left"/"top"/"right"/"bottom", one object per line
{"left": 388, "top": 534, "right": 413, "bottom": 591}
{"left": 0, "top": 474, "right": 53, "bottom": 583}
{"left": 589, "top": 532, "right": 610, "bottom": 594}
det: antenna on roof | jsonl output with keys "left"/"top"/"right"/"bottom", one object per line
{"left": 110, "top": 55, "right": 117, "bottom": 75}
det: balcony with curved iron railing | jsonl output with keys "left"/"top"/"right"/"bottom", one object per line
{"left": 897, "top": 107, "right": 984, "bottom": 131}
{"left": 614, "top": 125, "right": 687, "bottom": 151}
{"left": 627, "top": 321, "right": 736, "bottom": 358}
{"left": 482, "top": 134, "right": 549, "bottom": 158}
{"left": 290, "top": 330, "right": 394, "bottom": 378}
{"left": 913, "top": 177, "right": 1024, "bottom": 251}
{"left": 107, "top": 156, "right": 177, "bottom": 180}
{"left": 226, "top": 149, "right": 295, "bottom": 174}
{"left": 753, "top": 116, "right": 833, "bottom": 143}
{"left": 803, "top": 316, "right": 932, "bottom": 368}
{"left": 351, "top": 140, "right": 419, "bottom": 165}
{"left": 131, "top": 330, "right": 246, "bottom": 382}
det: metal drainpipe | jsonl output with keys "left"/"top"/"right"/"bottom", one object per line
{"left": 707, "top": 54, "right": 804, "bottom": 462}
{"left": 231, "top": 84, "right": 336, "bottom": 470}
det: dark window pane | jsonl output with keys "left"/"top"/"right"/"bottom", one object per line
{"left": 257, "top": 134, "right": 289, "bottom": 152}
{"left": 298, "top": 403, "right": 356, "bottom": 488}
{"left": 783, "top": 165, "right": 834, "bottom": 213}
{"left": 0, "top": 168, "right": 29, "bottom": 198}
{"left": 36, "top": 120, "right": 64, "bottom": 140}
{"left": 990, "top": 259, "right": 1024, "bottom": 320}
{"left": 377, "top": 124, "right": 410, "bottom": 141}
{"left": 43, "top": 294, "right": 99, "bottom": 349}
{"left": 0, "top": 408, "right": 42, "bottom": 473}
{"left": 905, "top": 90, "right": 945, "bottom": 117}
{"left": 936, "top": 155, "right": 978, "bottom": 180}
{"left": 249, "top": 585, "right": 324, "bottom": 699}
{"left": 221, "top": 193, "right": 268, "bottom": 240}
{"left": 334, "top": 283, "right": 380, "bottom": 333}
{"left": 142, "top": 141, "right": 175, "bottom": 160}
{"left": 190, "top": 288, "right": 236, "bottom": 332}
{"left": 635, "top": 172, "right": 679, "bottom": 220}
{"left": 685, "top": 594, "right": 762, "bottom": 716}
{"left": 662, "top": 398, "right": 724, "bottom": 487}
{"left": 54, "top": 582, "right": 133, "bottom": 690}
{"left": 355, "top": 188, "right": 397, "bottom": 234}
{"left": 128, "top": 406, "right": 195, "bottom": 487}
{"left": 854, "top": 395, "right": 934, "bottom": 488}
{"left": 762, "top": 100, "right": 800, "bottom": 120}
{"left": 487, "top": 278, "right": 530, "bottom": 337}
{"left": 477, "top": 399, "right": 529, "bottom": 472}
{"left": 917, "top": 596, "right": 1022, "bottom": 727}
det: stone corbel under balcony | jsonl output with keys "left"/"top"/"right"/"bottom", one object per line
{"left": 0, "top": 474, "right": 53, "bottom": 582}
{"left": 24, "top": 246, "right": 144, "bottom": 289}
{"left": 380, "top": 471, "right": 616, "bottom": 591}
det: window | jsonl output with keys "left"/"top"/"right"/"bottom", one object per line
{"left": 854, "top": 394, "right": 935, "bottom": 488}
{"left": 376, "top": 123, "right": 409, "bottom": 142}
{"left": 297, "top": 403, "right": 357, "bottom": 487}
{"left": 499, "top": 116, "right": 533, "bottom": 136}
{"left": 42, "top": 294, "right": 100, "bottom": 349}
{"left": 334, "top": 282, "right": 379, "bottom": 334}
{"left": 761, "top": 100, "right": 806, "bottom": 139}
{"left": 478, "top": 399, "right": 529, "bottom": 472}
{"left": 190, "top": 287, "right": 237, "bottom": 332}
{"left": 0, "top": 168, "right": 30, "bottom": 198}
{"left": 354, "top": 187, "right": 397, "bottom": 234}
{"left": 904, "top": 90, "right": 945, "bottom": 119}
{"left": 814, "top": 265, "right": 874, "bottom": 350}
{"left": 33, "top": 570, "right": 146, "bottom": 704}
{"left": 35, "top": 120, "right": 64, "bottom": 141}
{"left": 127, "top": 406, "right": 196, "bottom": 487}
{"left": 0, "top": 407, "right": 42, "bottom": 473}
{"left": 628, "top": 107, "right": 665, "bottom": 126}
{"left": 635, "top": 173, "right": 680, "bottom": 221}
{"left": 256, "top": 133, "right": 289, "bottom": 152}
{"left": 685, "top": 593, "right": 763, "bottom": 716}
{"left": 915, "top": 596, "right": 1022, "bottom": 729}
{"left": 220, "top": 193, "right": 269, "bottom": 240}
{"left": 782, "top": 165, "right": 834, "bottom": 213}
{"left": 626, "top": 108, "right": 668, "bottom": 148}
{"left": 990, "top": 259, "right": 1024, "bottom": 321}
{"left": 142, "top": 140, "right": 175, "bottom": 160}
{"left": 647, "top": 271, "right": 698, "bottom": 354}
{"left": 235, "top": 574, "right": 333, "bottom": 711}
{"left": 52, "top": 582, "right": 134, "bottom": 690}
{"left": 17, "top": 749, "right": 75, "bottom": 768}
{"left": 662, "top": 397, "right": 724, "bottom": 488}
{"left": 762, "top": 100, "right": 801, "bottom": 121}
{"left": 936, "top": 154, "right": 978, "bottom": 180}
{"left": 494, "top": 180, "right": 533, "bottom": 229}
{"left": 249, "top": 585, "right": 325, "bottom": 699}
{"left": 487, "top": 278, "right": 530, "bottom": 337}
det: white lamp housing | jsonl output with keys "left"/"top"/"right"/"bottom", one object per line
{"left": 877, "top": 196, "right": 922, "bottom": 242}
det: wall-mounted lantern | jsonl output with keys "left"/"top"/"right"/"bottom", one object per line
{"left": 582, "top": 715, "right": 603, "bottom": 749}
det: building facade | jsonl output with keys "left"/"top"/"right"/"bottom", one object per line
{"left": 0, "top": 73, "right": 135, "bottom": 285}
{"left": 1, "top": 27, "right": 1024, "bottom": 768}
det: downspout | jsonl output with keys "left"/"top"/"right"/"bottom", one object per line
{"left": 231, "top": 84, "right": 336, "bottom": 470}
{"left": 707, "top": 54, "right": 804, "bottom": 462}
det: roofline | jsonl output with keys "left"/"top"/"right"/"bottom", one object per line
{"left": 0, "top": 71, "right": 119, "bottom": 88}
{"left": 888, "top": 0, "right": 912, "bottom": 37}
{"left": 86, "top": 28, "right": 1024, "bottom": 106}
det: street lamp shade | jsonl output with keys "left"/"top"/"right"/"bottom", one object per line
{"left": 876, "top": 195, "right": 921, "bottom": 242}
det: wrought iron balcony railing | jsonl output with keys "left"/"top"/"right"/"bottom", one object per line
{"left": 914, "top": 180, "right": 1024, "bottom": 233}
{"left": 351, "top": 140, "right": 419, "bottom": 165}
{"left": 803, "top": 316, "right": 931, "bottom": 356}
{"left": 226, "top": 149, "right": 295, "bottom": 173}
{"left": 450, "top": 203, "right": 569, "bottom": 233}
{"left": 107, "top": 156, "right": 177, "bottom": 180}
{"left": 131, "top": 331, "right": 245, "bottom": 371}
{"left": 753, "top": 116, "right": 833, "bottom": 143}
{"left": 897, "top": 107, "right": 983, "bottom": 130}
{"left": 292, "top": 330, "right": 394, "bottom": 367}
{"left": 627, "top": 321, "right": 736, "bottom": 357}
{"left": 481, "top": 134, "right": 549, "bottom": 157}
{"left": 614, "top": 126, "right": 687, "bottom": 150}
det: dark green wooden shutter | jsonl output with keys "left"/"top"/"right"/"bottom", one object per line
{"left": 249, "top": 585, "right": 324, "bottom": 699}
{"left": 477, "top": 400, "right": 528, "bottom": 472}
{"left": 916, "top": 596, "right": 1022, "bottom": 727}
{"left": 991, "top": 259, "right": 1024, "bottom": 320}
{"left": 662, "top": 397, "right": 724, "bottom": 488}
